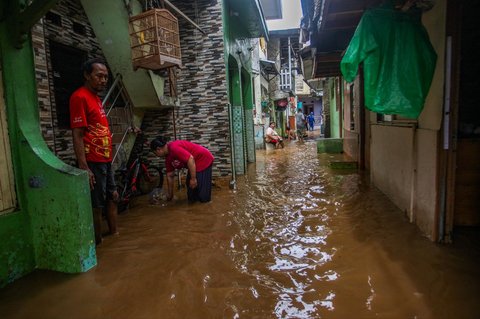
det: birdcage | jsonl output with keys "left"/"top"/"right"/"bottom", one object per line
{"left": 129, "top": 9, "right": 182, "bottom": 70}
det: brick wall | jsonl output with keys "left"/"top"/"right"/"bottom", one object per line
{"left": 33, "top": 0, "right": 105, "bottom": 166}
{"left": 139, "top": 0, "right": 231, "bottom": 177}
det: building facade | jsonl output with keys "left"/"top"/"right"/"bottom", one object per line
{"left": 0, "top": 0, "right": 268, "bottom": 287}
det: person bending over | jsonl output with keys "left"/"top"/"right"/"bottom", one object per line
{"left": 151, "top": 137, "right": 214, "bottom": 203}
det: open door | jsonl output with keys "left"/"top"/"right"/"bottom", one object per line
{"left": 444, "top": 0, "right": 480, "bottom": 241}
{"left": 0, "top": 67, "right": 16, "bottom": 214}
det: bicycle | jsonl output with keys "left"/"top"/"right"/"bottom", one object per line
{"left": 115, "top": 132, "right": 163, "bottom": 212}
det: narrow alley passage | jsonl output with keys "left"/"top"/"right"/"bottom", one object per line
{"left": 1, "top": 140, "right": 479, "bottom": 319}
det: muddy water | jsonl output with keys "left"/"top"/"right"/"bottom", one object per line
{"left": 1, "top": 140, "right": 480, "bottom": 319}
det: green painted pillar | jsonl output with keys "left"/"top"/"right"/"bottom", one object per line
{"left": 242, "top": 72, "right": 255, "bottom": 163}
{"left": 229, "top": 63, "right": 245, "bottom": 175}
{"left": 0, "top": 0, "right": 96, "bottom": 287}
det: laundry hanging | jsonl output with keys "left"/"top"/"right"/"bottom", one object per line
{"left": 340, "top": 4, "right": 437, "bottom": 118}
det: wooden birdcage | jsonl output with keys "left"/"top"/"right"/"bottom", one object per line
{"left": 129, "top": 9, "right": 182, "bottom": 70}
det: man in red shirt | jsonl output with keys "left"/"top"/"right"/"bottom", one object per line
{"left": 150, "top": 137, "right": 214, "bottom": 203}
{"left": 70, "top": 58, "right": 118, "bottom": 244}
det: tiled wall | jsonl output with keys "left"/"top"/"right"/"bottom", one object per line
{"left": 33, "top": 0, "right": 232, "bottom": 178}
{"left": 32, "top": 0, "right": 104, "bottom": 166}
{"left": 139, "top": 0, "right": 231, "bottom": 177}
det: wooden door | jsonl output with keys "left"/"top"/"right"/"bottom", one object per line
{"left": 0, "top": 68, "right": 16, "bottom": 214}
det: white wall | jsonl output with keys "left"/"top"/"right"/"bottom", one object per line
{"left": 371, "top": 125, "right": 415, "bottom": 214}
{"left": 369, "top": 2, "right": 446, "bottom": 240}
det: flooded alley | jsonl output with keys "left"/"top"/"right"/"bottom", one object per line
{"left": 1, "top": 140, "right": 479, "bottom": 319}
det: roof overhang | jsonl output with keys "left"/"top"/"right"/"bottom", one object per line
{"left": 299, "top": 46, "right": 315, "bottom": 80}
{"left": 230, "top": 0, "right": 270, "bottom": 41}
{"left": 313, "top": 52, "right": 344, "bottom": 77}
{"left": 300, "top": 0, "right": 389, "bottom": 78}
{"left": 259, "top": 0, "right": 283, "bottom": 20}
{"left": 269, "top": 28, "right": 301, "bottom": 38}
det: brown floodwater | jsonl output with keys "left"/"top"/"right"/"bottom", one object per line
{"left": 1, "top": 139, "right": 479, "bottom": 319}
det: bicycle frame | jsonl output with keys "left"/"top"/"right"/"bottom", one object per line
{"left": 127, "top": 159, "right": 151, "bottom": 193}
{"left": 116, "top": 147, "right": 162, "bottom": 211}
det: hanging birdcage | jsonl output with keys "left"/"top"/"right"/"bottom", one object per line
{"left": 129, "top": 9, "right": 182, "bottom": 70}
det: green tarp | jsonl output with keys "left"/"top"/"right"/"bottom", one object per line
{"left": 341, "top": 4, "right": 437, "bottom": 118}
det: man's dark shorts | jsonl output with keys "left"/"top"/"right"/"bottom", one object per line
{"left": 88, "top": 162, "right": 116, "bottom": 208}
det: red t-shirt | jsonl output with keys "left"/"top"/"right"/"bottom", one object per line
{"left": 69, "top": 86, "right": 112, "bottom": 162}
{"left": 165, "top": 140, "right": 214, "bottom": 173}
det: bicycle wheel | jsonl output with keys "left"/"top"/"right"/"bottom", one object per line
{"left": 138, "top": 167, "right": 163, "bottom": 194}
{"left": 116, "top": 183, "right": 130, "bottom": 213}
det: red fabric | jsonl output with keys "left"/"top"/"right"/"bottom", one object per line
{"left": 70, "top": 86, "right": 112, "bottom": 162}
{"left": 165, "top": 140, "right": 214, "bottom": 173}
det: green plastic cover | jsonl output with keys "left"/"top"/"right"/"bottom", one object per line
{"left": 341, "top": 4, "right": 437, "bottom": 118}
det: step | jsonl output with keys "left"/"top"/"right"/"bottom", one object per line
{"left": 317, "top": 138, "right": 343, "bottom": 154}
{"left": 328, "top": 160, "right": 358, "bottom": 169}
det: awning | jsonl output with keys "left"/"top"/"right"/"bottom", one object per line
{"left": 260, "top": 59, "right": 279, "bottom": 81}
{"left": 300, "top": 46, "right": 342, "bottom": 80}
{"left": 300, "top": 0, "right": 385, "bottom": 79}
{"left": 229, "top": 0, "right": 270, "bottom": 41}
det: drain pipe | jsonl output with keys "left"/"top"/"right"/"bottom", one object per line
{"left": 228, "top": 102, "right": 237, "bottom": 189}
{"left": 172, "top": 105, "right": 182, "bottom": 189}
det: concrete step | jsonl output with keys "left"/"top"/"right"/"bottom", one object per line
{"left": 328, "top": 160, "right": 358, "bottom": 169}
{"left": 317, "top": 138, "right": 343, "bottom": 154}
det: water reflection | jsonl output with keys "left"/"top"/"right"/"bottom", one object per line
{"left": 230, "top": 142, "right": 342, "bottom": 318}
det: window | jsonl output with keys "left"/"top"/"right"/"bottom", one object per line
{"left": 376, "top": 113, "right": 416, "bottom": 124}
{"left": 45, "top": 11, "right": 62, "bottom": 26}
{"left": 72, "top": 22, "right": 87, "bottom": 36}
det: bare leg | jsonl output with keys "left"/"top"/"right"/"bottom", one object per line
{"left": 106, "top": 200, "right": 118, "bottom": 235}
{"left": 92, "top": 208, "right": 103, "bottom": 245}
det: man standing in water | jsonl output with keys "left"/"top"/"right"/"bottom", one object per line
{"left": 295, "top": 109, "right": 306, "bottom": 141}
{"left": 151, "top": 137, "right": 214, "bottom": 203}
{"left": 307, "top": 112, "right": 315, "bottom": 131}
{"left": 70, "top": 58, "right": 118, "bottom": 244}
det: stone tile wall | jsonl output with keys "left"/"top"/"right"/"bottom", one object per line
{"left": 33, "top": 0, "right": 232, "bottom": 177}
{"left": 32, "top": 0, "right": 104, "bottom": 166}
{"left": 139, "top": 0, "right": 231, "bottom": 177}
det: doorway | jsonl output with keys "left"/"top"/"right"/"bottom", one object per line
{"left": 445, "top": 0, "right": 480, "bottom": 240}
{"left": 49, "top": 41, "right": 87, "bottom": 129}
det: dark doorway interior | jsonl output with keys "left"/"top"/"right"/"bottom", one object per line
{"left": 450, "top": 0, "right": 480, "bottom": 232}
{"left": 49, "top": 41, "right": 87, "bottom": 128}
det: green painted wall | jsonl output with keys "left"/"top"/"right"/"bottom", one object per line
{"left": 329, "top": 78, "right": 341, "bottom": 139}
{"left": 0, "top": 0, "right": 96, "bottom": 288}
{"left": 223, "top": 0, "right": 266, "bottom": 174}
{"left": 241, "top": 69, "right": 255, "bottom": 163}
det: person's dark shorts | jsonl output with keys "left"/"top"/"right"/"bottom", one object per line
{"left": 186, "top": 165, "right": 212, "bottom": 203}
{"left": 88, "top": 162, "right": 116, "bottom": 208}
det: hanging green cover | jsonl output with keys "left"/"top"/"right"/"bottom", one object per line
{"left": 340, "top": 4, "right": 437, "bottom": 118}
